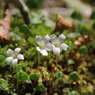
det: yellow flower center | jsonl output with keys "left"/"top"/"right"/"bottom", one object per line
{"left": 39, "top": 43, "right": 45, "bottom": 49}
{"left": 13, "top": 54, "right": 17, "bottom": 59}
{"left": 54, "top": 41, "right": 60, "bottom": 47}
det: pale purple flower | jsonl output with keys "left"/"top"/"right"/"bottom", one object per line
{"left": 36, "top": 35, "right": 53, "bottom": 56}
{"left": 5, "top": 48, "right": 24, "bottom": 66}
{"left": 50, "top": 34, "right": 69, "bottom": 56}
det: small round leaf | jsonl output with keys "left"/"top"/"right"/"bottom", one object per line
{"left": 69, "top": 71, "right": 80, "bottom": 81}
{"left": 78, "top": 45, "right": 88, "bottom": 55}
{"left": 20, "top": 24, "right": 31, "bottom": 35}
{"left": 29, "top": 73, "right": 40, "bottom": 81}
{"left": 13, "top": 64, "right": 22, "bottom": 73}
{"left": 78, "top": 24, "right": 89, "bottom": 35}
{"left": 14, "top": 71, "right": 28, "bottom": 81}
{"left": 68, "top": 41, "right": 74, "bottom": 50}
{"left": 68, "top": 59, "right": 75, "bottom": 64}
{"left": 92, "top": 21, "right": 95, "bottom": 29}
{"left": 71, "top": 10, "right": 82, "bottom": 20}
{"left": 90, "top": 10, "right": 95, "bottom": 20}
{"left": 0, "top": 55, "right": 5, "bottom": 62}
{"left": 36, "top": 83, "right": 45, "bottom": 92}
{"left": 54, "top": 71, "right": 64, "bottom": 79}
{"left": 0, "top": 78, "right": 8, "bottom": 88}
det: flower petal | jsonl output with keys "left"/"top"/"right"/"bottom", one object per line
{"left": 36, "top": 35, "right": 43, "bottom": 45}
{"left": 60, "top": 43, "right": 69, "bottom": 51}
{"left": 44, "top": 35, "right": 50, "bottom": 44}
{"left": 53, "top": 47, "right": 60, "bottom": 56}
{"left": 7, "top": 49, "right": 14, "bottom": 56}
{"left": 12, "top": 59, "right": 18, "bottom": 66}
{"left": 5, "top": 57, "right": 13, "bottom": 63}
{"left": 36, "top": 47, "right": 48, "bottom": 56}
{"left": 45, "top": 43, "right": 53, "bottom": 51}
{"left": 36, "top": 47, "right": 41, "bottom": 51}
{"left": 40, "top": 49, "right": 48, "bottom": 56}
{"left": 14, "top": 48, "right": 21, "bottom": 54}
{"left": 58, "top": 34, "right": 66, "bottom": 43}
{"left": 17, "top": 54, "right": 24, "bottom": 60}
{"left": 50, "top": 34, "right": 57, "bottom": 42}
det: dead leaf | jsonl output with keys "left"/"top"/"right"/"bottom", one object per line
{"left": 0, "top": 2, "right": 11, "bottom": 44}
{"left": 53, "top": 14, "right": 72, "bottom": 32}
{"left": 87, "top": 83, "right": 94, "bottom": 92}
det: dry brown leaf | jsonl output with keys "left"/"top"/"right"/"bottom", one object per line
{"left": 69, "top": 35, "right": 92, "bottom": 58}
{"left": 87, "top": 83, "right": 94, "bottom": 92}
{"left": 74, "top": 35, "right": 92, "bottom": 50}
{"left": 53, "top": 14, "right": 72, "bottom": 32}
{"left": 0, "top": 2, "right": 11, "bottom": 44}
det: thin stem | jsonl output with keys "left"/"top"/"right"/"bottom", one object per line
{"left": 55, "top": 55, "right": 59, "bottom": 65}
{"left": 31, "top": 89, "right": 36, "bottom": 95}
{"left": 38, "top": 52, "right": 40, "bottom": 69}
{"left": 16, "top": 63, "right": 20, "bottom": 95}
{"left": 17, "top": 80, "right": 19, "bottom": 95}
{"left": 55, "top": 56, "right": 62, "bottom": 71}
{"left": 10, "top": 66, "right": 12, "bottom": 75}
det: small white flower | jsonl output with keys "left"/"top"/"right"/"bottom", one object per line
{"left": 36, "top": 35, "right": 53, "bottom": 56}
{"left": 5, "top": 48, "right": 24, "bottom": 66}
{"left": 50, "top": 34, "right": 69, "bottom": 56}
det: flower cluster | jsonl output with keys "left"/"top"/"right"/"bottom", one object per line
{"left": 36, "top": 34, "right": 69, "bottom": 56}
{"left": 5, "top": 34, "right": 68, "bottom": 66}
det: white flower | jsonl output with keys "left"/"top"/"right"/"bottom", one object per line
{"left": 50, "top": 34, "right": 69, "bottom": 56}
{"left": 36, "top": 35, "right": 53, "bottom": 56}
{"left": 5, "top": 48, "right": 24, "bottom": 66}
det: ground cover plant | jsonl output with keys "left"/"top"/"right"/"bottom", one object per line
{"left": 0, "top": 1, "right": 95, "bottom": 95}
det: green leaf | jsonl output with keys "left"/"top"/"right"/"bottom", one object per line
{"left": 51, "top": 13, "right": 57, "bottom": 22}
{"left": 13, "top": 64, "right": 22, "bottom": 73}
{"left": 62, "top": 88, "right": 70, "bottom": 93}
{"left": 69, "top": 71, "right": 80, "bottom": 81}
{"left": 36, "top": 83, "right": 45, "bottom": 92}
{"left": 32, "top": 17, "right": 42, "bottom": 24}
{"left": 92, "top": 21, "right": 95, "bottom": 29}
{"left": 29, "top": 73, "right": 40, "bottom": 81}
{"left": 71, "top": 10, "right": 82, "bottom": 20}
{"left": 69, "top": 91, "right": 80, "bottom": 95}
{"left": 10, "top": 32, "right": 21, "bottom": 40}
{"left": 63, "top": 79, "right": 68, "bottom": 84}
{"left": 78, "top": 24, "right": 89, "bottom": 35}
{"left": 14, "top": 71, "right": 28, "bottom": 81}
{"left": 31, "top": 12, "right": 43, "bottom": 24}
{"left": 90, "top": 10, "right": 95, "bottom": 20}
{"left": 0, "top": 78, "right": 8, "bottom": 88}
{"left": 78, "top": 45, "right": 88, "bottom": 55}
{"left": 54, "top": 71, "right": 64, "bottom": 79}
{"left": 0, "top": 55, "right": 5, "bottom": 62}
{"left": 43, "top": 18, "right": 53, "bottom": 27}
{"left": 20, "top": 24, "right": 31, "bottom": 35}
{"left": 68, "top": 59, "right": 75, "bottom": 64}
{"left": 26, "top": 0, "right": 43, "bottom": 9}
{"left": 68, "top": 41, "right": 74, "bottom": 50}
{"left": 32, "top": 12, "right": 43, "bottom": 18}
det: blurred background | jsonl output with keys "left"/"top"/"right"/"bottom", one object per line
{"left": 0, "top": 0, "right": 94, "bottom": 18}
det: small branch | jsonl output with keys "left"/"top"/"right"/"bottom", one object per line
{"left": 8, "top": 0, "right": 31, "bottom": 24}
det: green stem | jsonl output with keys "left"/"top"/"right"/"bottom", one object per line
{"left": 55, "top": 55, "right": 59, "bottom": 65}
{"left": 17, "top": 80, "right": 19, "bottom": 95}
{"left": 31, "top": 89, "right": 36, "bottom": 95}
{"left": 16, "top": 63, "right": 20, "bottom": 94}
{"left": 38, "top": 52, "right": 40, "bottom": 69}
